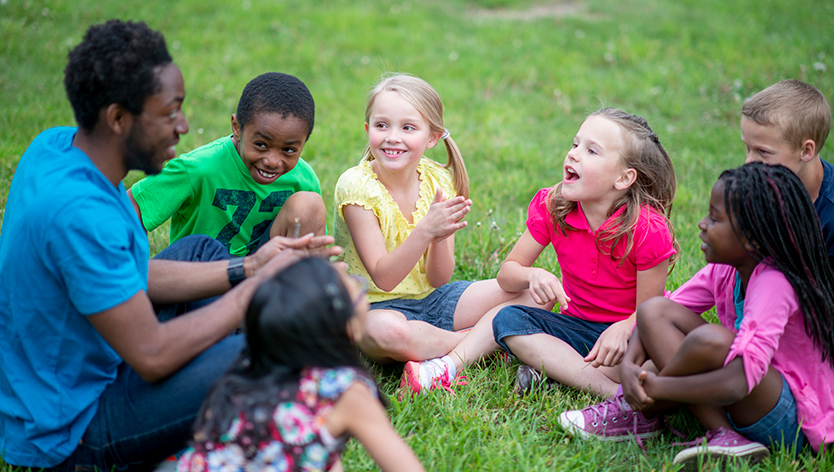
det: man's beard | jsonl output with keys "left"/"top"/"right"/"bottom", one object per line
{"left": 124, "top": 123, "right": 164, "bottom": 175}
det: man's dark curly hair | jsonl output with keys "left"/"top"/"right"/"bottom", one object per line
{"left": 236, "top": 72, "right": 315, "bottom": 139}
{"left": 64, "top": 20, "right": 172, "bottom": 131}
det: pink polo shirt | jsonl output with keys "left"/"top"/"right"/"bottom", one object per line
{"left": 527, "top": 188, "right": 675, "bottom": 324}
{"left": 671, "top": 262, "right": 834, "bottom": 452}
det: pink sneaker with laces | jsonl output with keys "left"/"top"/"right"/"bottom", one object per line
{"left": 559, "top": 394, "right": 665, "bottom": 442}
{"left": 672, "top": 427, "right": 769, "bottom": 469}
{"left": 399, "top": 359, "right": 466, "bottom": 396}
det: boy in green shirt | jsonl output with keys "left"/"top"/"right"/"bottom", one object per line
{"left": 129, "top": 72, "right": 325, "bottom": 256}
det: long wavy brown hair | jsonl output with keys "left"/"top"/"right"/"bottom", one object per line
{"left": 548, "top": 108, "right": 679, "bottom": 270}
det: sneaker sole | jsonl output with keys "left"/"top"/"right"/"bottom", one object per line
{"left": 673, "top": 444, "right": 770, "bottom": 471}
{"left": 558, "top": 412, "right": 664, "bottom": 442}
{"left": 399, "top": 361, "right": 423, "bottom": 396}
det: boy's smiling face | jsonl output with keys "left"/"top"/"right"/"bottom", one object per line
{"left": 232, "top": 112, "right": 309, "bottom": 185}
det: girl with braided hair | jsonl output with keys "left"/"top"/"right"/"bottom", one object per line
{"left": 560, "top": 162, "right": 834, "bottom": 467}
{"left": 492, "top": 108, "right": 679, "bottom": 397}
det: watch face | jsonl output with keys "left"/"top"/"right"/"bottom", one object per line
{"left": 228, "top": 257, "right": 246, "bottom": 285}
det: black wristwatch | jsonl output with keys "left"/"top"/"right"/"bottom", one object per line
{"left": 227, "top": 257, "right": 246, "bottom": 287}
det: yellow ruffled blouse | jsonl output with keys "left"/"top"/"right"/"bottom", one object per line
{"left": 334, "top": 158, "right": 457, "bottom": 303}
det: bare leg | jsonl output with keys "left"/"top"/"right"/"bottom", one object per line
{"left": 451, "top": 279, "right": 537, "bottom": 330}
{"left": 356, "top": 309, "right": 466, "bottom": 363}
{"left": 666, "top": 324, "right": 781, "bottom": 429}
{"left": 270, "top": 191, "right": 327, "bottom": 238}
{"left": 397, "top": 281, "right": 546, "bottom": 394}
{"left": 446, "top": 287, "right": 551, "bottom": 372}
{"left": 506, "top": 333, "right": 620, "bottom": 398}
{"left": 636, "top": 297, "right": 710, "bottom": 371}
{"left": 636, "top": 298, "right": 782, "bottom": 429}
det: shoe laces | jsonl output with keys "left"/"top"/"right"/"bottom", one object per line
{"left": 673, "top": 426, "right": 733, "bottom": 448}
{"left": 429, "top": 367, "right": 467, "bottom": 396}
{"left": 582, "top": 396, "right": 682, "bottom": 455}
{"left": 584, "top": 395, "right": 633, "bottom": 427}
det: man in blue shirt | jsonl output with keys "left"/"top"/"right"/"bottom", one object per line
{"left": 0, "top": 20, "right": 338, "bottom": 470}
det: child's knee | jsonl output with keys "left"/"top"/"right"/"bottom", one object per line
{"left": 364, "top": 312, "right": 412, "bottom": 353}
{"left": 284, "top": 191, "right": 325, "bottom": 214}
{"left": 272, "top": 192, "right": 326, "bottom": 236}
{"left": 681, "top": 324, "right": 734, "bottom": 362}
{"left": 635, "top": 296, "right": 673, "bottom": 324}
{"left": 689, "top": 324, "right": 734, "bottom": 347}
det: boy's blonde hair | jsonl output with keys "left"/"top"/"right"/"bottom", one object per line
{"left": 548, "top": 108, "right": 679, "bottom": 270}
{"left": 742, "top": 79, "right": 831, "bottom": 153}
{"left": 361, "top": 73, "right": 469, "bottom": 199}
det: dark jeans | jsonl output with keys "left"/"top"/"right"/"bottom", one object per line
{"left": 48, "top": 235, "right": 243, "bottom": 472}
{"left": 493, "top": 305, "right": 611, "bottom": 357}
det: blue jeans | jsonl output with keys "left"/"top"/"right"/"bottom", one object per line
{"left": 370, "top": 280, "right": 473, "bottom": 331}
{"left": 492, "top": 305, "right": 611, "bottom": 357}
{"left": 48, "top": 235, "right": 244, "bottom": 471}
{"left": 730, "top": 375, "right": 808, "bottom": 456}
{"left": 154, "top": 235, "right": 231, "bottom": 321}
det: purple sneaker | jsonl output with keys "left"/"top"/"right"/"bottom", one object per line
{"left": 673, "top": 427, "right": 769, "bottom": 469}
{"left": 559, "top": 394, "right": 664, "bottom": 442}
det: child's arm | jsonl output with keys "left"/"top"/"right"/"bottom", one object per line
{"left": 640, "top": 358, "right": 750, "bottom": 406}
{"left": 618, "top": 328, "right": 655, "bottom": 409}
{"left": 343, "top": 189, "right": 470, "bottom": 292}
{"left": 327, "top": 382, "right": 426, "bottom": 472}
{"left": 584, "top": 259, "right": 670, "bottom": 368}
{"left": 422, "top": 189, "right": 470, "bottom": 287}
{"left": 497, "top": 229, "right": 569, "bottom": 308}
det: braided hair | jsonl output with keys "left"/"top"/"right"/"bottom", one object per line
{"left": 721, "top": 162, "right": 834, "bottom": 369}
{"left": 549, "top": 108, "right": 679, "bottom": 270}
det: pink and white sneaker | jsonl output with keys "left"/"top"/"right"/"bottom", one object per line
{"left": 559, "top": 394, "right": 665, "bottom": 442}
{"left": 672, "top": 427, "right": 769, "bottom": 469}
{"left": 399, "top": 359, "right": 466, "bottom": 396}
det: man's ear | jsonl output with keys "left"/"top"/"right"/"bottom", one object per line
{"left": 614, "top": 168, "right": 637, "bottom": 191}
{"left": 799, "top": 138, "right": 817, "bottom": 162}
{"left": 104, "top": 103, "right": 132, "bottom": 136}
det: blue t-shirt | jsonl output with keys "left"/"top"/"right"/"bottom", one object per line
{"left": 816, "top": 159, "right": 834, "bottom": 269}
{"left": 0, "top": 127, "right": 149, "bottom": 466}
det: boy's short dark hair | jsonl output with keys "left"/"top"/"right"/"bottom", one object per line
{"left": 64, "top": 20, "right": 172, "bottom": 132}
{"left": 742, "top": 79, "right": 831, "bottom": 153}
{"left": 235, "top": 72, "right": 315, "bottom": 139}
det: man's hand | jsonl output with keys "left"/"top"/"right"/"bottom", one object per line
{"left": 245, "top": 233, "right": 342, "bottom": 278}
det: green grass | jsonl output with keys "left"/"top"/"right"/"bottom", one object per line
{"left": 2, "top": 0, "right": 834, "bottom": 470}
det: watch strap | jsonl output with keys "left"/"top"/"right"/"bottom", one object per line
{"left": 227, "top": 257, "right": 246, "bottom": 287}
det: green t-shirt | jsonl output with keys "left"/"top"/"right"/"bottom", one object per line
{"left": 130, "top": 136, "right": 321, "bottom": 256}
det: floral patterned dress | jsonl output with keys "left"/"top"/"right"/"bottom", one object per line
{"left": 177, "top": 367, "right": 378, "bottom": 472}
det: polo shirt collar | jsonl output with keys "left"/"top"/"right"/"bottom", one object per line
{"left": 566, "top": 202, "right": 628, "bottom": 233}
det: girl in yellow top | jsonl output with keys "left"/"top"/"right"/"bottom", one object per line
{"left": 334, "top": 74, "right": 543, "bottom": 395}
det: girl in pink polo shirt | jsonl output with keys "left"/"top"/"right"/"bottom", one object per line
{"left": 561, "top": 163, "right": 834, "bottom": 467}
{"left": 491, "top": 108, "right": 678, "bottom": 398}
